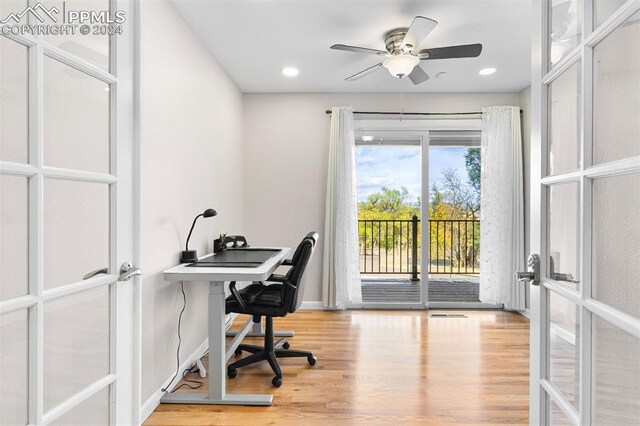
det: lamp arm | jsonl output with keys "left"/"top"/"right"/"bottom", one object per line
{"left": 185, "top": 213, "right": 204, "bottom": 251}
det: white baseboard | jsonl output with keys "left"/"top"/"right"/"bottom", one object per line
{"left": 300, "top": 301, "right": 324, "bottom": 310}
{"left": 140, "top": 338, "right": 209, "bottom": 423}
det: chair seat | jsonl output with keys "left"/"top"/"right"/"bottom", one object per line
{"left": 226, "top": 283, "right": 284, "bottom": 313}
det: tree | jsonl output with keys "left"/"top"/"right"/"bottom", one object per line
{"left": 465, "top": 147, "right": 481, "bottom": 193}
{"left": 427, "top": 148, "right": 482, "bottom": 270}
{"left": 358, "top": 186, "right": 419, "bottom": 254}
{"left": 439, "top": 168, "right": 480, "bottom": 219}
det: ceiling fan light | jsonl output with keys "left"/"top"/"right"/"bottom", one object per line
{"left": 383, "top": 54, "right": 419, "bottom": 78}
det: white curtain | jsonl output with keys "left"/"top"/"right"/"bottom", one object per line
{"left": 322, "top": 106, "right": 362, "bottom": 309}
{"left": 479, "top": 106, "right": 526, "bottom": 310}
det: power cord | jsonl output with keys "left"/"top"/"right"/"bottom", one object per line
{"left": 172, "top": 364, "right": 204, "bottom": 391}
{"left": 162, "top": 281, "right": 188, "bottom": 393}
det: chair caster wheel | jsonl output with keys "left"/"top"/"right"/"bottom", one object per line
{"left": 282, "top": 341, "right": 290, "bottom": 349}
{"left": 234, "top": 348, "right": 242, "bottom": 357}
{"left": 228, "top": 369, "right": 237, "bottom": 379}
{"left": 307, "top": 356, "right": 317, "bottom": 366}
{"left": 272, "top": 376, "right": 282, "bottom": 387}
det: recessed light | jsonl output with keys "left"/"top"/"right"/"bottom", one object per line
{"left": 362, "top": 136, "right": 374, "bottom": 142}
{"left": 479, "top": 67, "right": 496, "bottom": 75}
{"left": 282, "top": 67, "right": 299, "bottom": 77}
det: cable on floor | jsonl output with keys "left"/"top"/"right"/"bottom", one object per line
{"left": 161, "top": 281, "right": 187, "bottom": 393}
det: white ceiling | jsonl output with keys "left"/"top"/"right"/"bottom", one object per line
{"left": 169, "top": 0, "right": 532, "bottom": 93}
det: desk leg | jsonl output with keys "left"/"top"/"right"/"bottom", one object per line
{"left": 160, "top": 281, "right": 273, "bottom": 406}
{"left": 226, "top": 319, "right": 295, "bottom": 338}
{"left": 208, "top": 281, "right": 225, "bottom": 400}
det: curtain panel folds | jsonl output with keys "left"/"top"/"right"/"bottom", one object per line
{"left": 322, "top": 106, "right": 362, "bottom": 308}
{"left": 479, "top": 106, "right": 526, "bottom": 310}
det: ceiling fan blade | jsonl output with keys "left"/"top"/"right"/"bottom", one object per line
{"left": 419, "top": 43, "right": 483, "bottom": 60}
{"left": 402, "top": 16, "right": 438, "bottom": 52}
{"left": 407, "top": 65, "right": 430, "bottom": 85}
{"left": 331, "top": 44, "right": 387, "bottom": 56}
{"left": 345, "top": 62, "right": 384, "bottom": 81}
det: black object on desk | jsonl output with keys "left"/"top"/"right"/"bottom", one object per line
{"left": 180, "top": 208, "right": 217, "bottom": 263}
{"left": 186, "top": 248, "right": 280, "bottom": 268}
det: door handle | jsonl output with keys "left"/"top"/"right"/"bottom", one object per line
{"left": 119, "top": 262, "right": 142, "bottom": 281}
{"left": 515, "top": 254, "right": 540, "bottom": 286}
{"left": 83, "top": 267, "right": 109, "bottom": 280}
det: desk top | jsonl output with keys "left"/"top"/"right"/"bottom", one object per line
{"left": 163, "top": 247, "right": 291, "bottom": 282}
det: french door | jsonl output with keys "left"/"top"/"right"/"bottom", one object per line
{"left": 0, "top": 1, "right": 136, "bottom": 424}
{"left": 530, "top": 0, "right": 640, "bottom": 424}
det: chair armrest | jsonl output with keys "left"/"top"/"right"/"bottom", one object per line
{"left": 264, "top": 274, "right": 287, "bottom": 283}
{"left": 228, "top": 281, "right": 247, "bottom": 310}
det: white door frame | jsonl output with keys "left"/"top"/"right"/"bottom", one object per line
{"left": 530, "top": 0, "right": 640, "bottom": 424}
{"left": 0, "top": 0, "right": 138, "bottom": 423}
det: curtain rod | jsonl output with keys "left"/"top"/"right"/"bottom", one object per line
{"left": 324, "top": 109, "right": 523, "bottom": 116}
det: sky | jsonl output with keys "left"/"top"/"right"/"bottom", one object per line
{"left": 355, "top": 146, "right": 471, "bottom": 203}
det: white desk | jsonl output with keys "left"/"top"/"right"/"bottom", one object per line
{"left": 160, "top": 247, "right": 290, "bottom": 406}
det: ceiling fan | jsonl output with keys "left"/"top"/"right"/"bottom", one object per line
{"left": 331, "top": 16, "right": 483, "bottom": 85}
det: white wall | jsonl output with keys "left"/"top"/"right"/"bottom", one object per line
{"left": 243, "top": 92, "right": 526, "bottom": 302}
{"left": 140, "top": 0, "right": 243, "bottom": 404}
{"left": 519, "top": 86, "right": 532, "bottom": 309}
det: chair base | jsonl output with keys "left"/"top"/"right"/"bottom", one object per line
{"left": 227, "top": 317, "right": 316, "bottom": 387}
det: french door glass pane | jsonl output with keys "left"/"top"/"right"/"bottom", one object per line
{"left": 43, "top": 0, "right": 111, "bottom": 73}
{"left": 0, "top": 310, "right": 28, "bottom": 425}
{"left": 44, "top": 286, "right": 110, "bottom": 412}
{"left": 548, "top": 62, "right": 581, "bottom": 175}
{"left": 50, "top": 387, "right": 110, "bottom": 426}
{"left": 594, "top": 0, "right": 629, "bottom": 27}
{"left": 549, "top": 291, "right": 580, "bottom": 410}
{"left": 44, "top": 179, "right": 110, "bottom": 289}
{"left": 549, "top": 0, "right": 582, "bottom": 66}
{"left": 592, "top": 315, "right": 640, "bottom": 424}
{"left": 548, "top": 397, "right": 573, "bottom": 425}
{"left": 0, "top": 36, "right": 29, "bottom": 164}
{"left": 591, "top": 173, "right": 640, "bottom": 319}
{"left": 592, "top": 11, "right": 640, "bottom": 165}
{"left": 43, "top": 56, "right": 110, "bottom": 174}
{"left": 0, "top": 174, "right": 29, "bottom": 301}
{"left": 547, "top": 183, "right": 580, "bottom": 288}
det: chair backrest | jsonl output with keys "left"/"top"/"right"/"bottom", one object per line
{"left": 283, "top": 232, "right": 318, "bottom": 313}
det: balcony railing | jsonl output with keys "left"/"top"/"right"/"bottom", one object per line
{"left": 358, "top": 216, "right": 480, "bottom": 279}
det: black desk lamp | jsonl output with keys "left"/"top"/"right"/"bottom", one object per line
{"left": 181, "top": 208, "right": 217, "bottom": 263}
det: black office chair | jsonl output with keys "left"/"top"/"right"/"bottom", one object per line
{"left": 225, "top": 232, "right": 319, "bottom": 387}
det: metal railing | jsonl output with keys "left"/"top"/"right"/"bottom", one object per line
{"left": 358, "top": 216, "right": 480, "bottom": 279}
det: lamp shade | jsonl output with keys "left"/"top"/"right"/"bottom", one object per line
{"left": 383, "top": 54, "right": 420, "bottom": 78}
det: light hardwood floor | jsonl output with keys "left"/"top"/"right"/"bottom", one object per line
{"left": 145, "top": 310, "right": 529, "bottom": 425}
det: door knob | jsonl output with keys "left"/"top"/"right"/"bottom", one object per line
{"left": 515, "top": 254, "right": 540, "bottom": 286}
{"left": 119, "top": 262, "right": 142, "bottom": 281}
{"left": 83, "top": 267, "right": 108, "bottom": 280}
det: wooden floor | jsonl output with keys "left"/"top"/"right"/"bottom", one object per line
{"left": 146, "top": 310, "right": 530, "bottom": 425}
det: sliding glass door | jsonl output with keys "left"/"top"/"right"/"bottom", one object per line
{"left": 354, "top": 134, "right": 424, "bottom": 308}
{"left": 352, "top": 124, "right": 496, "bottom": 309}
{"left": 426, "top": 132, "right": 484, "bottom": 307}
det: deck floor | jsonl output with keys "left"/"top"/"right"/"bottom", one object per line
{"left": 361, "top": 277, "right": 480, "bottom": 303}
